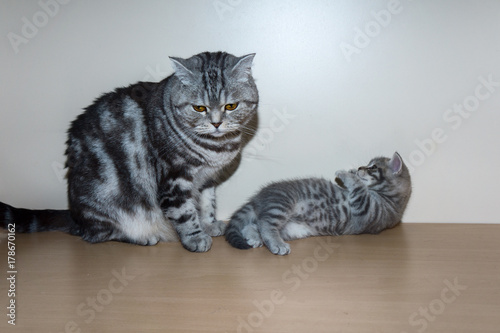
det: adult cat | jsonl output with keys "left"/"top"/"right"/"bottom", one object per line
{"left": 225, "top": 152, "right": 411, "bottom": 255}
{"left": 0, "top": 51, "right": 259, "bottom": 252}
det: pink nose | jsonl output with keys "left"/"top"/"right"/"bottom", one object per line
{"left": 212, "top": 122, "right": 222, "bottom": 128}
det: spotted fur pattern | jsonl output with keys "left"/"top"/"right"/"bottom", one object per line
{"left": 225, "top": 152, "right": 412, "bottom": 255}
{"left": 1, "top": 52, "right": 259, "bottom": 252}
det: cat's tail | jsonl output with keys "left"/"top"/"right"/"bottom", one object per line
{"left": 0, "top": 201, "right": 79, "bottom": 235}
{"left": 225, "top": 203, "right": 259, "bottom": 250}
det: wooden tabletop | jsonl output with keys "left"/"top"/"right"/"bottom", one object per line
{"left": 1, "top": 223, "right": 499, "bottom": 333}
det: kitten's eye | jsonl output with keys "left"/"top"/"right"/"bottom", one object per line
{"left": 193, "top": 105, "right": 207, "bottom": 112}
{"left": 368, "top": 165, "right": 378, "bottom": 170}
{"left": 224, "top": 103, "right": 239, "bottom": 111}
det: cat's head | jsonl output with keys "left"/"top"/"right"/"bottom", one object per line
{"left": 168, "top": 52, "right": 259, "bottom": 138}
{"left": 357, "top": 152, "right": 411, "bottom": 194}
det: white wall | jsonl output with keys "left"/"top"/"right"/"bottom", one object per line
{"left": 1, "top": 0, "right": 499, "bottom": 223}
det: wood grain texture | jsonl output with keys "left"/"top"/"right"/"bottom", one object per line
{"left": 0, "top": 223, "right": 499, "bottom": 333}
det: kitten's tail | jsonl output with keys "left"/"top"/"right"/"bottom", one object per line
{"left": 0, "top": 201, "right": 79, "bottom": 235}
{"left": 225, "top": 203, "right": 258, "bottom": 250}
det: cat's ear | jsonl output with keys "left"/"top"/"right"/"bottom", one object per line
{"left": 389, "top": 152, "right": 403, "bottom": 175}
{"left": 169, "top": 57, "right": 195, "bottom": 85}
{"left": 231, "top": 53, "right": 255, "bottom": 82}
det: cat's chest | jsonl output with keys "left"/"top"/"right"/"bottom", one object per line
{"left": 164, "top": 146, "right": 237, "bottom": 191}
{"left": 191, "top": 165, "right": 219, "bottom": 186}
{"left": 198, "top": 145, "right": 240, "bottom": 168}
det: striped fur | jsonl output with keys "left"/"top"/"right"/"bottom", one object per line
{"left": 1, "top": 52, "right": 259, "bottom": 252}
{"left": 225, "top": 152, "right": 412, "bottom": 255}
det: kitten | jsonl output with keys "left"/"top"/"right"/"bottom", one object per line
{"left": 0, "top": 51, "right": 259, "bottom": 252}
{"left": 225, "top": 152, "right": 411, "bottom": 255}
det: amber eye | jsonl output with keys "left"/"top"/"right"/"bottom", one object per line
{"left": 193, "top": 105, "right": 207, "bottom": 112}
{"left": 224, "top": 103, "right": 239, "bottom": 111}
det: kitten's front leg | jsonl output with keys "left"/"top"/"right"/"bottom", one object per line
{"left": 199, "top": 187, "right": 226, "bottom": 237}
{"left": 259, "top": 222, "right": 291, "bottom": 255}
{"left": 162, "top": 196, "right": 212, "bottom": 252}
{"left": 335, "top": 170, "right": 362, "bottom": 189}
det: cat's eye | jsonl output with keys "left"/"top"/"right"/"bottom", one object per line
{"left": 193, "top": 105, "right": 207, "bottom": 112}
{"left": 224, "top": 103, "right": 239, "bottom": 111}
{"left": 368, "top": 165, "right": 378, "bottom": 170}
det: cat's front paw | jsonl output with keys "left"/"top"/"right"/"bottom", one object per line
{"left": 335, "top": 170, "right": 346, "bottom": 177}
{"left": 336, "top": 169, "right": 355, "bottom": 177}
{"left": 335, "top": 170, "right": 357, "bottom": 188}
{"left": 181, "top": 232, "right": 213, "bottom": 252}
{"left": 335, "top": 170, "right": 348, "bottom": 187}
{"left": 203, "top": 220, "right": 227, "bottom": 237}
{"left": 266, "top": 241, "right": 291, "bottom": 255}
{"left": 246, "top": 237, "right": 263, "bottom": 248}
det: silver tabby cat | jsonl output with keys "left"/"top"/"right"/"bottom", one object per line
{"left": 0, "top": 52, "right": 259, "bottom": 252}
{"left": 225, "top": 152, "right": 411, "bottom": 255}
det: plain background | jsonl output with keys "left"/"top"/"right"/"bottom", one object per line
{"left": 0, "top": 0, "right": 499, "bottom": 223}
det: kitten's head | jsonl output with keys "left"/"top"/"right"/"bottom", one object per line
{"left": 357, "top": 152, "right": 412, "bottom": 196}
{"left": 168, "top": 52, "right": 259, "bottom": 138}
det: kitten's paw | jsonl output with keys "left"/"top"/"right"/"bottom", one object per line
{"left": 334, "top": 177, "right": 346, "bottom": 189}
{"left": 122, "top": 236, "right": 160, "bottom": 246}
{"left": 142, "top": 236, "right": 160, "bottom": 246}
{"left": 203, "top": 220, "right": 227, "bottom": 237}
{"left": 241, "top": 224, "right": 262, "bottom": 248}
{"left": 246, "top": 238, "right": 263, "bottom": 248}
{"left": 266, "top": 242, "right": 291, "bottom": 255}
{"left": 335, "top": 170, "right": 357, "bottom": 187}
{"left": 181, "top": 232, "right": 213, "bottom": 252}
{"left": 335, "top": 171, "right": 348, "bottom": 187}
{"left": 335, "top": 170, "right": 348, "bottom": 178}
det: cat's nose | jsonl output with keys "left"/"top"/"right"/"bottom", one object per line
{"left": 212, "top": 122, "right": 223, "bottom": 129}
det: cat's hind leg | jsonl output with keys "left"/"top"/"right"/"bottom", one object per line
{"left": 241, "top": 223, "right": 263, "bottom": 248}
{"left": 76, "top": 207, "right": 177, "bottom": 246}
{"left": 225, "top": 204, "right": 262, "bottom": 249}
{"left": 117, "top": 207, "right": 178, "bottom": 245}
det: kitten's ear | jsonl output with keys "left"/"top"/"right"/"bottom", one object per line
{"left": 170, "top": 57, "right": 195, "bottom": 85}
{"left": 389, "top": 152, "right": 403, "bottom": 175}
{"left": 231, "top": 53, "right": 255, "bottom": 82}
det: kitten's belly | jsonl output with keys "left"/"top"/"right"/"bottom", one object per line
{"left": 280, "top": 222, "right": 315, "bottom": 241}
